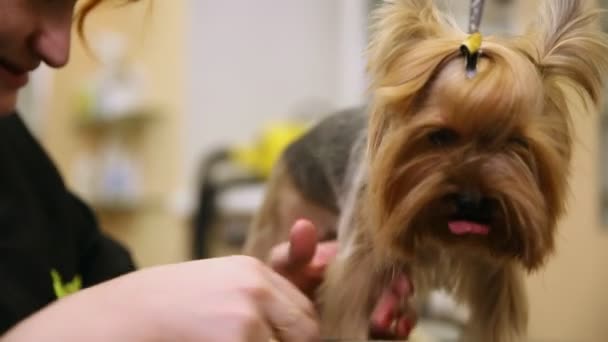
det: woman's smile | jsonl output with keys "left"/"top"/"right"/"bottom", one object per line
{"left": 0, "top": 58, "right": 30, "bottom": 89}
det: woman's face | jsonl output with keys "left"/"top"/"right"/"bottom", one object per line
{"left": 0, "top": 0, "right": 75, "bottom": 115}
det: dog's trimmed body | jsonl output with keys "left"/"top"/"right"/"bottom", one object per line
{"left": 244, "top": 0, "right": 608, "bottom": 341}
{"left": 243, "top": 108, "right": 366, "bottom": 260}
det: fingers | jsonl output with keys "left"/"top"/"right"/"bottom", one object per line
{"left": 309, "top": 241, "right": 338, "bottom": 270}
{"left": 269, "top": 219, "right": 337, "bottom": 275}
{"left": 370, "top": 292, "right": 416, "bottom": 339}
{"left": 371, "top": 287, "right": 399, "bottom": 330}
{"left": 263, "top": 263, "right": 316, "bottom": 319}
{"left": 268, "top": 220, "right": 338, "bottom": 295}
{"left": 269, "top": 219, "right": 318, "bottom": 272}
{"left": 394, "top": 315, "right": 416, "bottom": 338}
{"left": 370, "top": 275, "right": 416, "bottom": 340}
{"left": 230, "top": 257, "right": 319, "bottom": 342}
{"left": 256, "top": 267, "right": 320, "bottom": 342}
{"left": 391, "top": 275, "right": 414, "bottom": 297}
{"left": 240, "top": 301, "right": 274, "bottom": 342}
{"left": 288, "top": 220, "right": 318, "bottom": 268}
{"left": 264, "top": 296, "right": 319, "bottom": 342}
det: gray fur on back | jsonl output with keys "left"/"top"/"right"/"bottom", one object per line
{"left": 282, "top": 107, "right": 367, "bottom": 214}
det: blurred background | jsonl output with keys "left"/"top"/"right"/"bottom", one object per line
{"left": 15, "top": 0, "right": 608, "bottom": 340}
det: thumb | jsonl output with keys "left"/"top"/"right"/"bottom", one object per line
{"left": 287, "top": 219, "right": 318, "bottom": 269}
{"left": 268, "top": 219, "right": 318, "bottom": 273}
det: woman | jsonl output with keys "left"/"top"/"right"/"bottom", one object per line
{"left": 0, "top": 0, "right": 412, "bottom": 340}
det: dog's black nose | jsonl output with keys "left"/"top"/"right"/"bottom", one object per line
{"left": 446, "top": 191, "right": 494, "bottom": 220}
{"left": 456, "top": 192, "right": 482, "bottom": 213}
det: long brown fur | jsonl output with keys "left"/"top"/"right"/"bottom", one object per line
{"left": 244, "top": 0, "right": 608, "bottom": 341}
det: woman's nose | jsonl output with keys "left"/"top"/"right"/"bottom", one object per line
{"left": 30, "top": 15, "right": 73, "bottom": 68}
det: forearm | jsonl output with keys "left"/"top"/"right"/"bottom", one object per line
{"left": 2, "top": 277, "right": 153, "bottom": 342}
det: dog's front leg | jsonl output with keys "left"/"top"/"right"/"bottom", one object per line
{"left": 318, "top": 241, "right": 378, "bottom": 339}
{"left": 460, "top": 263, "right": 528, "bottom": 342}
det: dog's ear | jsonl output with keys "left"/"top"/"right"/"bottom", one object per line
{"left": 531, "top": 0, "right": 608, "bottom": 109}
{"left": 367, "top": 0, "right": 453, "bottom": 155}
{"left": 368, "top": 0, "right": 448, "bottom": 84}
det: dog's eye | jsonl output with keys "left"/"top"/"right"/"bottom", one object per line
{"left": 509, "top": 136, "right": 529, "bottom": 149}
{"left": 428, "top": 128, "right": 459, "bottom": 147}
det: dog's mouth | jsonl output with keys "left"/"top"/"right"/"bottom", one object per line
{"left": 447, "top": 220, "right": 490, "bottom": 236}
{"left": 443, "top": 192, "right": 494, "bottom": 237}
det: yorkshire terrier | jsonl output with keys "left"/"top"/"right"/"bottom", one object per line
{"left": 244, "top": 0, "right": 608, "bottom": 340}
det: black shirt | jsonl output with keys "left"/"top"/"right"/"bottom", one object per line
{"left": 0, "top": 113, "right": 136, "bottom": 333}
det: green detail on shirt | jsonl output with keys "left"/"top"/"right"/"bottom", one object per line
{"left": 50, "top": 269, "right": 82, "bottom": 299}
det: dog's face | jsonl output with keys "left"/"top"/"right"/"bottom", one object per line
{"left": 369, "top": 56, "right": 565, "bottom": 271}
{"left": 366, "top": 0, "right": 608, "bottom": 271}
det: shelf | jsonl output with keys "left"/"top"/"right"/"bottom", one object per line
{"left": 74, "top": 108, "right": 159, "bottom": 133}
{"left": 215, "top": 183, "right": 266, "bottom": 215}
{"left": 87, "top": 197, "right": 162, "bottom": 215}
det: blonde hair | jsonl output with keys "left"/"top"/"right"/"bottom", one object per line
{"left": 76, "top": 0, "right": 140, "bottom": 40}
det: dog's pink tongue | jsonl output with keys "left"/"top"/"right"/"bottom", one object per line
{"left": 448, "top": 221, "right": 490, "bottom": 236}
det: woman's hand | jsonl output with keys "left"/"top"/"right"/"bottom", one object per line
{"left": 269, "top": 219, "right": 417, "bottom": 340}
{"left": 267, "top": 219, "right": 337, "bottom": 296}
{"left": 3, "top": 257, "right": 319, "bottom": 342}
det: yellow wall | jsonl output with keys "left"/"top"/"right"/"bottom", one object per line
{"left": 42, "top": 0, "right": 190, "bottom": 267}
{"left": 515, "top": 1, "right": 608, "bottom": 340}
{"left": 526, "top": 110, "right": 608, "bottom": 341}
